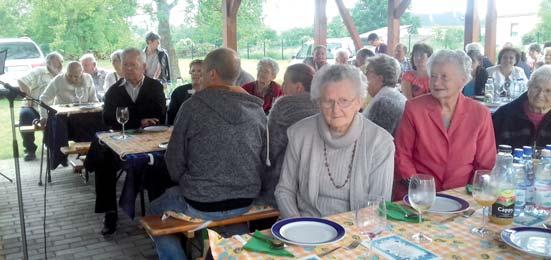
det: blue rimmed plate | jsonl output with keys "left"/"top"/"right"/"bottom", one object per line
{"left": 403, "top": 193, "right": 470, "bottom": 214}
{"left": 501, "top": 227, "right": 551, "bottom": 257}
{"left": 271, "top": 217, "right": 345, "bottom": 246}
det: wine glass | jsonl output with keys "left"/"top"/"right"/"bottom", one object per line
{"left": 115, "top": 107, "right": 129, "bottom": 140}
{"left": 75, "top": 87, "right": 85, "bottom": 105}
{"left": 354, "top": 195, "right": 386, "bottom": 255}
{"left": 471, "top": 170, "right": 498, "bottom": 238}
{"left": 408, "top": 174, "right": 436, "bottom": 243}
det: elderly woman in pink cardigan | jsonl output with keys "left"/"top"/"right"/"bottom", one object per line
{"left": 393, "top": 50, "right": 497, "bottom": 200}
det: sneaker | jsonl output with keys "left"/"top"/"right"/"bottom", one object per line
{"left": 23, "top": 153, "right": 36, "bottom": 161}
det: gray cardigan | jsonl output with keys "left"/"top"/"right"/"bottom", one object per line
{"left": 275, "top": 113, "right": 395, "bottom": 218}
{"left": 255, "top": 93, "right": 319, "bottom": 207}
{"left": 363, "top": 87, "right": 406, "bottom": 136}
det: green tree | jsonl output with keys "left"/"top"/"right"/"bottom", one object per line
{"left": 0, "top": 0, "right": 30, "bottom": 38}
{"left": 26, "top": 0, "right": 138, "bottom": 59}
{"left": 351, "top": 0, "right": 420, "bottom": 34}
{"left": 328, "top": 16, "right": 348, "bottom": 38}
{"left": 151, "top": 0, "right": 182, "bottom": 79}
{"left": 527, "top": 0, "right": 551, "bottom": 44}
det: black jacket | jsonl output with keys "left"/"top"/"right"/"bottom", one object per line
{"left": 492, "top": 93, "right": 551, "bottom": 149}
{"left": 167, "top": 84, "right": 193, "bottom": 125}
{"left": 103, "top": 76, "right": 166, "bottom": 130}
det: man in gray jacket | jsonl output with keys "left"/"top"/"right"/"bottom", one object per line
{"left": 148, "top": 48, "right": 267, "bottom": 260}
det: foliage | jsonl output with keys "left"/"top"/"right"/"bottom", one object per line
{"left": 0, "top": 0, "right": 30, "bottom": 38}
{"left": 526, "top": 0, "right": 551, "bottom": 44}
{"left": 351, "top": 0, "right": 420, "bottom": 34}
{"left": 24, "top": 0, "right": 139, "bottom": 59}
{"left": 431, "top": 27, "right": 464, "bottom": 50}
{"left": 279, "top": 27, "right": 313, "bottom": 46}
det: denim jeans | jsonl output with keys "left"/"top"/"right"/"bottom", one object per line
{"left": 148, "top": 186, "right": 251, "bottom": 260}
{"left": 19, "top": 107, "right": 40, "bottom": 153}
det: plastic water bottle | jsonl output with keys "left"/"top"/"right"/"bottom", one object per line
{"left": 485, "top": 78, "right": 495, "bottom": 103}
{"left": 512, "top": 163, "right": 527, "bottom": 217}
{"left": 534, "top": 149, "right": 551, "bottom": 215}
{"left": 513, "top": 148, "right": 523, "bottom": 163}
{"left": 523, "top": 146, "right": 535, "bottom": 212}
{"left": 490, "top": 145, "right": 516, "bottom": 225}
{"left": 514, "top": 78, "right": 525, "bottom": 98}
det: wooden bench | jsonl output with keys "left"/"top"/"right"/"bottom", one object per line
{"left": 60, "top": 142, "right": 91, "bottom": 178}
{"left": 140, "top": 208, "right": 280, "bottom": 237}
{"left": 19, "top": 125, "right": 43, "bottom": 133}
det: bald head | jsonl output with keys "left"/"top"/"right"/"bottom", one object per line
{"left": 66, "top": 61, "right": 83, "bottom": 85}
{"left": 203, "top": 48, "right": 240, "bottom": 85}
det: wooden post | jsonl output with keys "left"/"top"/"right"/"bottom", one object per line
{"left": 485, "top": 0, "right": 497, "bottom": 63}
{"left": 314, "top": 0, "right": 327, "bottom": 47}
{"left": 387, "top": 0, "right": 402, "bottom": 57}
{"left": 222, "top": 0, "right": 241, "bottom": 51}
{"left": 335, "top": 0, "right": 362, "bottom": 51}
{"left": 464, "top": 0, "right": 480, "bottom": 47}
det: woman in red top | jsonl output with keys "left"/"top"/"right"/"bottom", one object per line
{"left": 401, "top": 43, "right": 433, "bottom": 100}
{"left": 394, "top": 50, "right": 497, "bottom": 200}
{"left": 242, "top": 58, "right": 283, "bottom": 114}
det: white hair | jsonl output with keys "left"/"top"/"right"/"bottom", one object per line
{"left": 257, "top": 57, "right": 279, "bottom": 75}
{"left": 528, "top": 65, "right": 551, "bottom": 90}
{"left": 465, "top": 42, "right": 484, "bottom": 55}
{"left": 121, "top": 47, "right": 146, "bottom": 64}
{"left": 335, "top": 48, "right": 350, "bottom": 58}
{"left": 310, "top": 64, "right": 367, "bottom": 101}
{"left": 366, "top": 54, "right": 401, "bottom": 87}
{"left": 46, "top": 52, "right": 63, "bottom": 64}
{"left": 79, "top": 53, "right": 96, "bottom": 63}
{"left": 110, "top": 49, "right": 123, "bottom": 62}
{"left": 428, "top": 49, "right": 472, "bottom": 82}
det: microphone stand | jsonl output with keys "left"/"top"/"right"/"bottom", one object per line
{"left": 1, "top": 81, "right": 57, "bottom": 260}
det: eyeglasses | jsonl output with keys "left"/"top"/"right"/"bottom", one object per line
{"left": 320, "top": 98, "right": 357, "bottom": 109}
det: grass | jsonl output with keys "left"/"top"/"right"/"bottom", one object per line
{"left": 0, "top": 59, "right": 289, "bottom": 160}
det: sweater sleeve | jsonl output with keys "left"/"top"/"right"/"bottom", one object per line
{"left": 394, "top": 102, "right": 418, "bottom": 181}
{"left": 474, "top": 110, "right": 497, "bottom": 171}
{"left": 165, "top": 103, "right": 191, "bottom": 183}
{"left": 274, "top": 130, "right": 301, "bottom": 219}
{"left": 368, "top": 135, "right": 395, "bottom": 201}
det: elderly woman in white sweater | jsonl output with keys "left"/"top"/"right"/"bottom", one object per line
{"left": 275, "top": 65, "right": 395, "bottom": 219}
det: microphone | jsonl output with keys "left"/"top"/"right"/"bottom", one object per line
{"left": 0, "top": 81, "right": 26, "bottom": 98}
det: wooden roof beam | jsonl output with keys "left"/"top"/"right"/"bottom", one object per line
{"left": 464, "top": 0, "right": 480, "bottom": 47}
{"left": 314, "top": 0, "right": 328, "bottom": 47}
{"left": 485, "top": 0, "right": 497, "bottom": 63}
{"left": 393, "top": 0, "right": 410, "bottom": 19}
{"left": 222, "top": 0, "right": 241, "bottom": 51}
{"left": 335, "top": 0, "right": 363, "bottom": 51}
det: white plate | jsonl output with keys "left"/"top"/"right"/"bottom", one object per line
{"left": 271, "top": 217, "right": 345, "bottom": 246}
{"left": 501, "top": 227, "right": 551, "bottom": 257}
{"left": 143, "top": 125, "right": 169, "bottom": 132}
{"left": 79, "top": 104, "right": 98, "bottom": 110}
{"left": 404, "top": 193, "right": 470, "bottom": 214}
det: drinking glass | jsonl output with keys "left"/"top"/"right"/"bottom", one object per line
{"left": 354, "top": 195, "right": 386, "bottom": 255}
{"left": 408, "top": 174, "right": 436, "bottom": 243}
{"left": 471, "top": 170, "right": 498, "bottom": 237}
{"left": 75, "top": 87, "right": 85, "bottom": 105}
{"left": 115, "top": 107, "right": 129, "bottom": 140}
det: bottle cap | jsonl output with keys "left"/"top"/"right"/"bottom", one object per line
{"left": 498, "top": 144, "right": 513, "bottom": 154}
{"left": 513, "top": 148, "right": 523, "bottom": 158}
{"left": 545, "top": 144, "right": 551, "bottom": 150}
{"left": 523, "top": 146, "right": 533, "bottom": 155}
{"left": 542, "top": 149, "right": 551, "bottom": 158}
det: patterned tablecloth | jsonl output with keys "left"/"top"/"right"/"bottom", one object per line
{"left": 97, "top": 127, "right": 172, "bottom": 159}
{"left": 51, "top": 103, "right": 103, "bottom": 115}
{"left": 209, "top": 188, "right": 544, "bottom": 259}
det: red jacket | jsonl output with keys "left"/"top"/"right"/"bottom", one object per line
{"left": 242, "top": 81, "right": 283, "bottom": 114}
{"left": 393, "top": 94, "right": 497, "bottom": 200}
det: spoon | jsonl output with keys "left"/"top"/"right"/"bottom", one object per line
{"left": 251, "top": 234, "right": 284, "bottom": 249}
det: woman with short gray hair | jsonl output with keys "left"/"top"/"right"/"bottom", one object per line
{"left": 242, "top": 57, "right": 283, "bottom": 114}
{"left": 394, "top": 49, "right": 496, "bottom": 201}
{"left": 493, "top": 65, "right": 551, "bottom": 149}
{"left": 363, "top": 54, "right": 406, "bottom": 135}
{"left": 102, "top": 50, "right": 124, "bottom": 97}
{"left": 275, "top": 64, "right": 394, "bottom": 219}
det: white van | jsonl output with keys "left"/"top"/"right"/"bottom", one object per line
{"left": 290, "top": 37, "right": 359, "bottom": 65}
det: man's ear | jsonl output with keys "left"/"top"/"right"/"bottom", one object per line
{"left": 296, "top": 83, "right": 305, "bottom": 93}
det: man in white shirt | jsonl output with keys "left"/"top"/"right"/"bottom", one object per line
{"left": 39, "top": 61, "right": 98, "bottom": 125}
{"left": 17, "top": 52, "right": 64, "bottom": 161}
{"left": 80, "top": 53, "right": 107, "bottom": 100}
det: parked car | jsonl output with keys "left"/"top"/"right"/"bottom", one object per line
{"left": 0, "top": 37, "right": 46, "bottom": 88}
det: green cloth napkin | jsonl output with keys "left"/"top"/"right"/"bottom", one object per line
{"left": 243, "top": 231, "right": 294, "bottom": 257}
{"left": 466, "top": 184, "right": 473, "bottom": 195}
{"left": 385, "top": 201, "right": 425, "bottom": 223}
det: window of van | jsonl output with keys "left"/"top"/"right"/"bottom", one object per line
{"left": 0, "top": 42, "right": 42, "bottom": 60}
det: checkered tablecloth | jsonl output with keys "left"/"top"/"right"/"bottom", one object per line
{"left": 97, "top": 127, "right": 172, "bottom": 159}
{"left": 209, "top": 188, "right": 533, "bottom": 259}
{"left": 51, "top": 103, "right": 103, "bottom": 115}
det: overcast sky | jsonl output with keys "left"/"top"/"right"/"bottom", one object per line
{"left": 165, "top": 0, "right": 541, "bottom": 32}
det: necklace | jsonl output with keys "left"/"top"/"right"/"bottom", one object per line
{"left": 323, "top": 140, "right": 357, "bottom": 189}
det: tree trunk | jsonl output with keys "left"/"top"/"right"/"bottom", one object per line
{"left": 155, "top": 0, "right": 181, "bottom": 80}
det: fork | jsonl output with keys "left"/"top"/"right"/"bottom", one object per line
{"left": 345, "top": 240, "right": 361, "bottom": 250}
{"left": 317, "top": 246, "right": 341, "bottom": 257}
